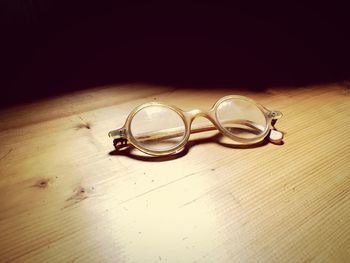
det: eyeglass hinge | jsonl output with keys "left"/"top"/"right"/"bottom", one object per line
{"left": 108, "top": 128, "right": 128, "bottom": 149}
{"left": 108, "top": 128, "right": 126, "bottom": 138}
{"left": 269, "top": 110, "right": 283, "bottom": 120}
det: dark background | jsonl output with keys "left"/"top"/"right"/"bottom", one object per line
{"left": 1, "top": 1, "right": 349, "bottom": 107}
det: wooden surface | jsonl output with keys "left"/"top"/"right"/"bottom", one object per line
{"left": 0, "top": 83, "right": 349, "bottom": 262}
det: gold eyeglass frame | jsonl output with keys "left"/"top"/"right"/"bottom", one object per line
{"left": 108, "top": 95, "right": 283, "bottom": 156}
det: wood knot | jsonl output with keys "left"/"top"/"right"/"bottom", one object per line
{"left": 69, "top": 186, "right": 88, "bottom": 200}
{"left": 64, "top": 186, "right": 95, "bottom": 208}
{"left": 32, "top": 178, "right": 50, "bottom": 188}
{"left": 75, "top": 122, "right": 92, "bottom": 130}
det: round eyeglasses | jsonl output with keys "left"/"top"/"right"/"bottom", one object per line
{"left": 108, "top": 95, "right": 283, "bottom": 156}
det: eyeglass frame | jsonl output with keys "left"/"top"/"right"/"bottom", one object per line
{"left": 108, "top": 95, "right": 283, "bottom": 156}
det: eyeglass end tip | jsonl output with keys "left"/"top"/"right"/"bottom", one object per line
{"left": 269, "top": 129, "right": 284, "bottom": 144}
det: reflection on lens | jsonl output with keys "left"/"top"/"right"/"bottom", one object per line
{"left": 216, "top": 98, "right": 267, "bottom": 139}
{"left": 130, "top": 105, "right": 186, "bottom": 152}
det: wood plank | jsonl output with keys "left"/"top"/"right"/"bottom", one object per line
{"left": 0, "top": 83, "right": 349, "bottom": 262}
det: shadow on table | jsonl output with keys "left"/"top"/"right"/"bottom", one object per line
{"left": 109, "top": 132, "right": 282, "bottom": 162}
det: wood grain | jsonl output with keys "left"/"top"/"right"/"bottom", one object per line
{"left": 0, "top": 83, "right": 349, "bottom": 262}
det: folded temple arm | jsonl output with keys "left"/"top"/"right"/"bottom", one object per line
{"left": 110, "top": 119, "right": 266, "bottom": 147}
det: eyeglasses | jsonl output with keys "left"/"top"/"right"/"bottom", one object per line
{"left": 108, "top": 95, "right": 283, "bottom": 156}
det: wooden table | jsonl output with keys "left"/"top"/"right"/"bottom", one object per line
{"left": 0, "top": 83, "right": 349, "bottom": 262}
